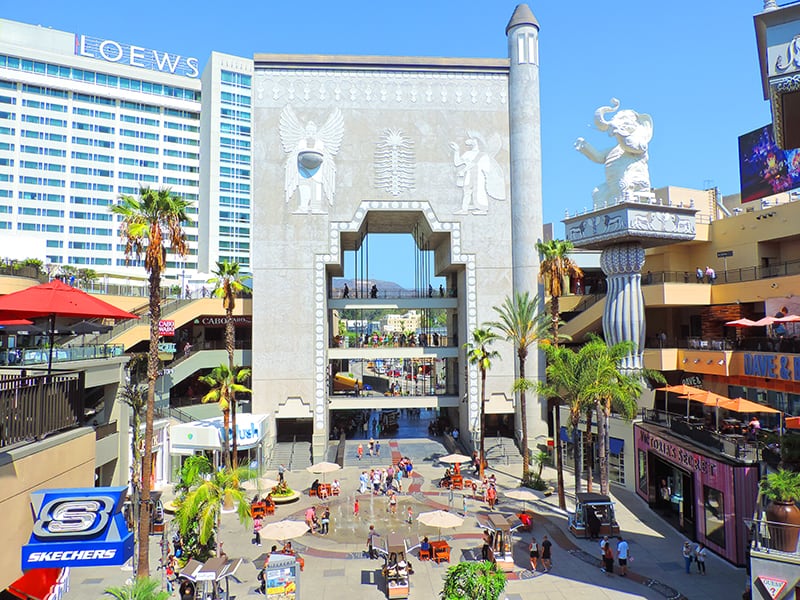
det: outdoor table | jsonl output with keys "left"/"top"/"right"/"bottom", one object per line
{"left": 450, "top": 474, "right": 463, "bottom": 490}
{"left": 430, "top": 540, "right": 450, "bottom": 563}
{"left": 318, "top": 483, "right": 332, "bottom": 498}
{"left": 251, "top": 502, "right": 267, "bottom": 518}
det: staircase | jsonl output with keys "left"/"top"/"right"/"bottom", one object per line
{"left": 484, "top": 436, "right": 523, "bottom": 467}
{"left": 266, "top": 439, "right": 312, "bottom": 472}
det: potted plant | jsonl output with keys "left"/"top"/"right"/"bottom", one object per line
{"left": 760, "top": 468, "right": 800, "bottom": 552}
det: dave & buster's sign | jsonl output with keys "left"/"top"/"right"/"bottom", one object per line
{"left": 22, "top": 487, "right": 133, "bottom": 570}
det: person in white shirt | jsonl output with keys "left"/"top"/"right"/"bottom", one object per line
{"left": 616, "top": 536, "right": 630, "bottom": 576}
{"left": 694, "top": 543, "right": 707, "bottom": 575}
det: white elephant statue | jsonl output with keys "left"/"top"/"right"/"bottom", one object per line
{"left": 574, "top": 98, "right": 653, "bottom": 209}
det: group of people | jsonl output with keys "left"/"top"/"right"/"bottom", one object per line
{"left": 682, "top": 540, "right": 708, "bottom": 574}
{"left": 695, "top": 266, "right": 717, "bottom": 283}
{"left": 600, "top": 535, "right": 630, "bottom": 576}
{"left": 356, "top": 438, "right": 382, "bottom": 459}
{"left": 358, "top": 458, "right": 413, "bottom": 496}
{"left": 304, "top": 504, "right": 332, "bottom": 535}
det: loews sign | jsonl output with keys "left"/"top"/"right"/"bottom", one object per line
{"left": 75, "top": 35, "right": 199, "bottom": 78}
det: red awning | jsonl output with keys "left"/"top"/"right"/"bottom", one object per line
{"left": 6, "top": 567, "right": 65, "bottom": 600}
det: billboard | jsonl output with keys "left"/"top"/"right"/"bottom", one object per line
{"left": 738, "top": 124, "right": 800, "bottom": 203}
{"left": 21, "top": 487, "right": 134, "bottom": 570}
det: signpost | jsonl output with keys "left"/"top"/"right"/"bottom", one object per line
{"left": 717, "top": 250, "right": 733, "bottom": 282}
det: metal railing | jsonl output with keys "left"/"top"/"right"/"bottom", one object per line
{"left": 0, "top": 344, "right": 125, "bottom": 366}
{"left": 0, "top": 371, "right": 84, "bottom": 449}
{"left": 744, "top": 516, "right": 800, "bottom": 555}
{"left": 331, "top": 287, "right": 457, "bottom": 300}
{"left": 333, "top": 335, "right": 454, "bottom": 349}
{"left": 641, "top": 409, "right": 759, "bottom": 463}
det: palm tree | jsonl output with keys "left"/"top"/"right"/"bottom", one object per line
{"left": 111, "top": 186, "right": 191, "bottom": 578}
{"left": 536, "top": 239, "right": 582, "bottom": 510}
{"left": 208, "top": 260, "right": 251, "bottom": 468}
{"left": 199, "top": 365, "right": 252, "bottom": 471}
{"left": 175, "top": 463, "right": 255, "bottom": 557}
{"left": 465, "top": 327, "right": 501, "bottom": 480}
{"left": 105, "top": 577, "right": 169, "bottom": 600}
{"left": 538, "top": 343, "right": 591, "bottom": 496}
{"left": 488, "top": 292, "right": 548, "bottom": 483}
{"left": 441, "top": 560, "right": 506, "bottom": 600}
{"left": 579, "top": 335, "right": 664, "bottom": 495}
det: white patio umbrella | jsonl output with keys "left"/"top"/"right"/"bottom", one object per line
{"left": 504, "top": 487, "right": 547, "bottom": 512}
{"left": 417, "top": 509, "right": 464, "bottom": 540}
{"left": 438, "top": 453, "right": 472, "bottom": 465}
{"left": 259, "top": 520, "right": 309, "bottom": 543}
{"left": 243, "top": 477, "right": 280, "bottom": 493}
{"left": 306, "top": 461, "right": 341, "bottom": 482}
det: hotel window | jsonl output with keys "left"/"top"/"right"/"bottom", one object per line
{"left": 703, "top": 486, "right": 725, "bottom": 549}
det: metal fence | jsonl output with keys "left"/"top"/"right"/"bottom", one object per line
{"left": 0, "top": 371, "right": 84, "bottom": 449}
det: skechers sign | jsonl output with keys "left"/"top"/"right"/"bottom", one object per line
{"left": 76, "top": 35, "right": 200, "bottom": 78}
{"left": 22, "top": 487, "right": 134, "bottom": 570}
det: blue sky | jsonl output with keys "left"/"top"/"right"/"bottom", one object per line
{"left": 4, "top": 1, "right": 778, "bottom": 287}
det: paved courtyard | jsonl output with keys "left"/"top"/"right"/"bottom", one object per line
{"left": 61, "top": 429, "right": 749, "bottom": 600}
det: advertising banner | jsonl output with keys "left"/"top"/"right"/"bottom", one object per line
{"left": 21, "top": 487, "right": 134, "bottom": 570}
{"left": 738, "top": 124, "right": 800, "bottom": 203}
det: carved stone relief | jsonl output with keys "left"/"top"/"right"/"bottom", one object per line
{"left": 374, "top": 128, "right": 415, "bottom": 197}
{"left": 449, "top": 131, "right": 505, "bottom": 215}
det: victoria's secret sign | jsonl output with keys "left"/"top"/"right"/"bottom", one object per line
{"left": 639, "top": 429, "right": 718, "bottom": 477}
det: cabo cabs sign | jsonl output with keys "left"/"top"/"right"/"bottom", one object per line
{"left": 22, "top": 487, "right": 133, "bottom": 570}
{"left": 76, "top": 35, "right": 199, "bottom": 78}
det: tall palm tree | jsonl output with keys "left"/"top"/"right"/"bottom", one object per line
{"left": 465, "top": 327, "right": 501, "bottom": 480}
{"left": 579, "top": 335, "right": 664, "bottom": 495}
{"left": 536, "top": 239, "right": 582, "bottom": 509}
{"left": 199, "top": 365, "right": 252, "bottom": 471}
{"left": 175, "top": 463, "right": 256, "bottom": 556}
{"left": 208, "top": 261, "right": 251, "bottom": 468}
{"left": 488, "top": 292, "right": 548, "bottom": 482}
{"left": 538, "top": 343, "right": 591, "bottom": 496}
{"left": 111, "top": 186, "right": 190, "bottom": 578}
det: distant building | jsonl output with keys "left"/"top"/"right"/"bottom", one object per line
{"left": 381, "top": 310, "right": 421, "bottom": 334}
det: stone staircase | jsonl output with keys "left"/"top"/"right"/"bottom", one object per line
{"left": 266, "top": 440, "right": 312, "bottom": 472}
{"left": 484, "top": 436, "right": 523, "bottom": 467}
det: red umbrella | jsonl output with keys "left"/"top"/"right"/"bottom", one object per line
{"left": 724, "top": 318, "right": 758, "bottom": 328}
{"left": 0, "top": 318, "right": 33, "bottom": 326}
{"left": 0, "top": 279, "right": 137, "bottom": 373}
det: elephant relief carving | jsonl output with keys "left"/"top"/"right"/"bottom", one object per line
{"left": 574, "top": 98, "right": 653, "bottom": 209}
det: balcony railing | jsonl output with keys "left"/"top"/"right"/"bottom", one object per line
{"left": 331, "top": 287, "right": 457, "bottom": 300}
{"left": 641, "top": 258, "right": 800, "bottom": 286}
{"left": 744, "top": 516, "right": 800, "bottom": 556}
{"left": 332, "top": 334, "right": 454, "bottom": 349}
{"left": 0, "top": 371, "right": 84, "bottom": 449}
{"left": 0, "top": 344, "right": 125, "bottom": 366}
{"left": 641, "top": 409, "right": 759, "bottom": 463}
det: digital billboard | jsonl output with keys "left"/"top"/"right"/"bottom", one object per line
{"left": 738, "top": 124, "right": 800, "bottom": 203}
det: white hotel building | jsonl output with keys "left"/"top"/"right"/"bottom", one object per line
{"left": 0, "top": 19, "right": 253, "bottom": 278}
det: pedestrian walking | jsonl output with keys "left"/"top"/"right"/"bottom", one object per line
{"left": 354, "top": 498, "right": 360, "bottom": 518}
{"left": 388, "top": 491, "right": 398, "bottom": 515}
{"left": 448, "top": 486, "right": 454, "bottom": 509}
{"left": 599, "top": 536, "right": 608, "bottom": 568}
{"left": 462, "top": 493, "right": 468, "bottom": 516}
{"left": 367, "top": 525, "right": 380, "bottom": 559}
{"left": 253, "top": 515, "right": 263, "bottom": 546}
{"left": 616, "top": 535, "right": 629, "bottom": 577}
{"left": 357, "top": 443, "right": 364, "bottom": 460}
{"left": 375, "top": 440, "right": 381, "bottom": 457}
{"left": 682, "top": 541, "right": 694, "bottom": 574}
{"left": 529, "top": 537, "right": 539, "bottom": 571}
{"left": 695, "top": 542, "right": 707, "bottom": 575}
{"left": 278, "top": 464, "right": 286, "bottom": 483}
{"left": 406, "top": 505, "right": 414, "bottom": 524}
{"left": 541, "top": 535, "right": 552, "bottom": 571}
{"left": 602, "top": 541, "right": 614, "bottom": 575}
{"left": 321, "top": 507, "right": 331, "bottom": 535}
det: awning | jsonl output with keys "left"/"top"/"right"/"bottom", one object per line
{"left": 560, "top": 426, "right": 569, "bottom": 442}
{"left": 609, "top": 437, "right": 624, "bottom": 455}
{"left": 6, "top": 567, "right": 67, "bottom": 600}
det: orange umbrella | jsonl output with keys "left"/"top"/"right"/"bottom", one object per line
{"left": 680, "top": 390, "right": 732, "bottom": 429}
{"left": 786, "top": 416, "right": 800, "bottom": 430}
{"left": 655, "top": 384, "right": 706, "bottom": 415}
{"left": 717, "top": 397, "right": 782, "bottom": 414}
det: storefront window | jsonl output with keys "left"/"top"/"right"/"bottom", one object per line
{"left": 638, "top": 450, "right": 647, "bottom": 494}
{"left": 703, "top": 486, "right": 725, "bottom": 549}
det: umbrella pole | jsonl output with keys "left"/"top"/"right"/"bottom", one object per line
{"left": 47, "top": 313, "right": 55, "bottom": 378}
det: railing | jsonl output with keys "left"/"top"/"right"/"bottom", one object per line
{"left": 94, "top": 421, "right": 118, "bottom": 441}
{"left": 744, "top": 516, "right": 800, "bottom": 556}
{"left": 644, "top": 336, "right": 800, "bottom": 354}
{"left": 332, "top": 335, "right": 454, "bottom": 349}
{"left": 331, "top": 288, "right": 457, "bottom": 300}
{"left": 0, "top": 371, "right": 84, "bottom": 449}
{"left": 0, "top": 344, "right": 125, "bottom": 366}
{"left": 96, "top": 297, "right": 200, "bottom": 343}
{"left": 641, "top": 409, "right": 759, "bottom": 463}
{"left": 641, "top": 258, "right": 800, "bottom": 286}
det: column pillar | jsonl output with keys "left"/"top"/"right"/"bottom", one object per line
{"left": 600, "top": 242, "right": 646, "bottom": 370}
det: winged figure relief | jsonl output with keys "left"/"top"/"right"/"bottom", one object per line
{"left": 448, "top": 130, "right": 505, "bottom": 214}
{"left": 279, "top": 106, "right": 344, "bottom": 213}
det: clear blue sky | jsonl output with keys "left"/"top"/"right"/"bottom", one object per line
{"left": 4, "top": 1, "right": 777, "bottom": 287}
